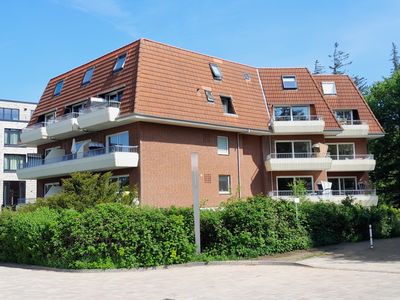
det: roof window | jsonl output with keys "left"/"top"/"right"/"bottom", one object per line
{"left": 82, "top": 67, "right": 95, "bottom": 85}
{"left": 205, "top": 90, "right": 215, "bottom": 103}
{"left": 322, "top": 82, "right": 337, "bottom": 95}
{"left": 221, "top": 96, "right": 235, "bottom": 115}
{"left": 282, "top": 75, "right": 297, "bottom": 89}
{"left": 53, "top": 80, "right": 64, "bottom": 96}
{"left": 113, "top": 53, "right": 127, "bottom": 72}
{"left": 210, "top": 63, "right": 222, "bottom": 80}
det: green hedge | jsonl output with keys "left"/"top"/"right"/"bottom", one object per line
{"left": 0, "top": 197, "right": 399, "bottom": 269}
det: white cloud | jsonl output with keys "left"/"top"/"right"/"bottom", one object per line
{"left": 55, "top": 0, "right": 138, "bottom": 37}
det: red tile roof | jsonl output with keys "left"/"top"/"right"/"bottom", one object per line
{"left": 312, "top": 75, "right": 384, "bottom": 134}
{"left": 257, "top": 68, "right": 341, "bottom": 130}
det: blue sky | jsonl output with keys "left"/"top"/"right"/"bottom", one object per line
{"left": 1, "top": 0, "right": 399, "bottom": 102}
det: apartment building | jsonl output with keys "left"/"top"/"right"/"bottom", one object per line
{"left": 16, "top": 39, "right": 384, "bottom": 207}
{"left": 0, "top": 99, "right": 37, "bottom": 207}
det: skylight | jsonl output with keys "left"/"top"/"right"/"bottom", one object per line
{"left": 210, "top": 63, "right": 222, "bottom": 80}
{"left": 205, "top": 90, "right": 215, "bottom": 103}
{"left": 282, "top": 75, "right": 297, "bottom": 89}
{"left": 53, "top": 80, "right": 64, "bottom": 96}
{"left": 82, "top": 67, "right": 95, "bottom": 85}
{"left": 113, "top": 53, "right": 127, "bottom": 71}
{"left": 322, "top": 82, "right": 337, "bottom": 95}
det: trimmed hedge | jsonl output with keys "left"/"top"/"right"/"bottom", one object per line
{"left": 0, "top": 197, "right": 399, "bottom": 269}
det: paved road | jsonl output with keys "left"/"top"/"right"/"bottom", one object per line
{"left": 1, "top": 238, "right": 399, "bottom": 299}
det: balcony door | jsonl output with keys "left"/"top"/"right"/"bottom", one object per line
{"left": 106, "top": 131, "right": 129, "bottom": 152}
{"left": 328, "top": 177, "right": 357, "bottom": 194}
{"left": 276, "top": 176, "right": 313, "bottom": 194}
{"left": 274, "top": 106, "right": 310, "bottom": 121}
{"left": 275, "top": 141, "right": 311, "bottom": 158}
{"left": 327, "top": 143, "right": 355, "bottom": 160}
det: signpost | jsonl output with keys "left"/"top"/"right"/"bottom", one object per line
{"left": 191, "top": 153, "right": 201, "bottom": 254}
{"left": 293, "top": 197, "right": 300, "bottom": 222}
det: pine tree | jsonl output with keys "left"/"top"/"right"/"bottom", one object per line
{"left": 328, "top": 42, "right": 352, "bottom": 74}
{"left": 313, "top": 59, "right": 325, "bottom": 74}
{"left": 352, "top": 75, "right": 368, "bottom": 95}
{"left": 390, "top": 42, "right": 400, "bottom": 74}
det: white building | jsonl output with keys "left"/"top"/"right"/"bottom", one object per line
{"left": 0, "top": 99, "right": 37, "bottom": 207}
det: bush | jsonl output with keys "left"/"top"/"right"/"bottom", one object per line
{"left": 1, "top": 196, "right": 400, "bottom": 269}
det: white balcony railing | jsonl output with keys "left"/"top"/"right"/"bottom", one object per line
{"left": 330, "top": 154, "right": 374, "bottom": 160}
{"left": 266, "top": 152, "right": 329, "bottom": 159}
{"left": 271, "top": 115, "right": 325, "bottom": 134}
{"left": 329, "top": 154, "right": 376, "bottom": 172}
{"left": 265, "top": 152, "right": 332, "bottom": 171}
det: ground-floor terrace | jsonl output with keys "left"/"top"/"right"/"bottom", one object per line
{"left": 17, "top": 122, "right": 377, "bottom": 207}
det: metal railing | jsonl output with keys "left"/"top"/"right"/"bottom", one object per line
{"left": 79, "top": 100, "right": 121, "bottom": 115}
{"left": 337, "top": 119, "right": 367, "bottom": 125}
{"left": 269, "top": 189, "right": 376, "bottom": 197}
{"left": 330, "top": 154, "right": 374, "bottom": 160}
{"left": 273, "top": 115, "right": 323, "bottom": 122}
{"left": 52, "top": 112, "right": 80, "bottom": 122}
{"left": 20, "top": 145, "right": 138, "bottom": 169}
{"left": 23, "top": 122, "right": 47, "bottom": 131}
{"left": 267, "top": 152, "right": 330, "bottom": 159}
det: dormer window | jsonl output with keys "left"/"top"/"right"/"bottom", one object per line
{"left": 205, "top": 90, "right": 215, "bottom": 103}
{"left": 113, "top": 53, "right": 127, "bottom": 72}
{"left": 82, "top": 67, "right": 95, "bottom": 85}
{"left": 210, "top": 63, "right": 222, "bottom": 80}
{"left": 221, "top": 96, "right": 235, "bottom": 115}
{"left": 322, "top": 82, "right": 337, "bottom": 95}
{"left": 282, "top": 75, "right": 297, "bottom": 89}
{"left": 53, "top": 80, "right": 64, "bottom": 96}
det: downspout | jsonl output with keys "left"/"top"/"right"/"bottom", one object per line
{"left": 269, "top": 136, "right": 273, "bottom": 194}
{"left": 236, "top": 133, "right": 242, "bottom": 198}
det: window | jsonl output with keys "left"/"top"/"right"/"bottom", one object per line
{"left": 209, "top": 63, "right": 222, "bottom": 80}
{"left": 45, "top": 112, "right": 56, "bottom": 124}
{"left": 327, "top": 144, "right": 355, "bottom": 160}
{"left": 107, "top": 131, "right": 129, "bottom": 150}
{"left": 221, "top": 96, "right": 235, "bottom": 114}
{"left": 205, "top": 90, "right": 215, "bottom": 103}
{"left": 0, "top": 108, "right": 20, "bottom": 121}
{"left": 335, "top": 110, "right": 354, "bottom": 124}
{"left": 275, "top": 141, "right": 311, "bottom": 158}
{"left": 111, "top": 175, "right": 130, "bottom": 189}
{"left": 102, "top": 90, "right": 124, "bottom": 103}
{"left": 4, "top": 154, "right": 25, "bottom": 171}
{"left": 113, "top": 53, "right": 127, "bottom": 71}
{"left": 53, "top": 80, "right": 64, "bottom": 96}
{"left": 72, "top": 102, "right": 86, "bottom": 113}
{"left": 219, "top": 175, "right": 231, "bottom": 194}
{"left": 277, "top": 177, "right": 313, "bottom": 193}
{"left": 44, "top": 182, "right": 60, "bottom": 195}
{"left": 4, "top": 129, "right": 21, "bottom": 145}
{"left": 328, "top": 177, "right": 357, "bottom": 194}
{"left": 282, "top": 75, "right": 297, "bottom": 89}
{"left": 217, "top": 136, "right": 229, "bottom": 155}
{"left": 322, "top": 82, "right": 337, "bottom": 95}
{"left": 274, "top": 106, "right": 310, "bottom": 121}
{"left": 82, "top": 67, "right": 95, "bottom": 85}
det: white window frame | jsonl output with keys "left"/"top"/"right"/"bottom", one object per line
{"left": 327, "top": 176, "right": 358, "bottom": 192}
{"left": 44, "top": 182, "right": 60, "bottom": 195}
{"left": 326, "top": 143, "right": 355, "bottom": 159}
{"left": 282, "top": 75, "right": 298, "bottom": 89}
{"left": 106, "top": 131, "right": 129, "bottom": 148}
{"left": 218, "top": 175, "right": 231, "bottom": 195}
{"left": 45, "top": 111, "right": 56, "bottom": 124}
{"left": 111, "top": 174, "right": 130, "bottom": 187}
{"left": 217, "top": 136, "right": 229, "bottom": 155}
{"left": 274, "top": 140, "right": 312, "bottom": 157}
{"left": 321, "top": 82, "right": 337, "bottom": 95}
{"left": 276, "top": 176, "right": 314, "bottom": 192}
{"left": 335, "top": 110, "right": 354, "bottom": 124}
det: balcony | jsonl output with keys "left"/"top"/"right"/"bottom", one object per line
{"left": 268, "top": 189, "right": 378, "bottom": 206}
{"left": 336, "top": 120, "right": 369, "bottom": 137}
{"left": 17, "top": 145, "right": 139, "bottom": 180}
{"left": 46, "top": 112, "right": 80, "bottom": 139}
{"left": 20, "top": 123, "right": 49, "bottom": 146}
{"left": 270, "top": 115, "right": 325, "bottom": 134}
{"left": 265, "top": 152, "right": 332, "bottom": 171}
{"left": 329, "top": 154, "right": 376, "bottom": 172}
{"left": 77, "top": 101, "right": 120, "bottom": 131}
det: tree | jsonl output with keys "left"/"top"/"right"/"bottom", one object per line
{"left": 313, "top": 59, "right": 325, "bottom": 74}
{"left": 390, "top": 42, "right": 400, "bottom": 74}
{"left": 36, "top": 172, "right": 123, "bottom": 211}
{"left": 352, "top": 75, "right": 369, "bottom": 95}
{"left": 329, "top": 42, "right": 352, "bottom": 74}
{"left": 366, "top": 71, "right": 400, "bottom": 207}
